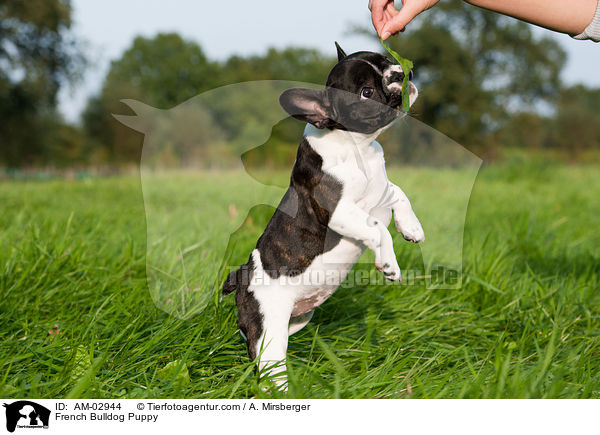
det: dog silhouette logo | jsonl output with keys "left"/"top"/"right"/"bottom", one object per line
{"left": 2, "top": 401, "right": 50, "bottom": 432}
{"left": 114, "top": 81, "right": 482, "bottom": 317}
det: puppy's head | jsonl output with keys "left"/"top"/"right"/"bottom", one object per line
{"left": 279, "top": 42, "right": 418, "bottom": 134}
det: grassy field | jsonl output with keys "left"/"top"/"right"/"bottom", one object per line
{"left": 1, "top": 158, "right": 599, "bottom": 399}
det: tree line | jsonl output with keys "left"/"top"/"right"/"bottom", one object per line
{"left": 1, "top": 0, "right": 599, "bottom": 169}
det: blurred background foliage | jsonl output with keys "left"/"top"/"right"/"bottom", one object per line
{"left": 1, "top": 0, "right": 599, "bottom": 169}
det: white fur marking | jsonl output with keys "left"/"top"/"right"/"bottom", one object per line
{"left": 349, "top": 58, "right": 384, "bottom": 76}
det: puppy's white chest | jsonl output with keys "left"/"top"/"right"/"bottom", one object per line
{"left": 324, "top": 142, "right": 389, "bottom": 207}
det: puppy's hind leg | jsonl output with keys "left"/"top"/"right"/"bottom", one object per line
{"left": 247, "top": 288, "right": 295, "bottom": 390}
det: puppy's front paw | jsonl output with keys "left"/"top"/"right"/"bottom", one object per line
{"left": 395, "top": 218, "right": 425, "bottom": 243}
{"left": 402, "top": 225, "right": 425, "bottom": 244}
{"left": 375, "top": 258, "right": 402, "bottom": 281}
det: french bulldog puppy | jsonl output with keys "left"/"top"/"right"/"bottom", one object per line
{"left": 224, "top": 43, "right": 424, "bottom": 389}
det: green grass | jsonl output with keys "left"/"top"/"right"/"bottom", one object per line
{"left": 1, "top": 160, "right": 599, "bottom": 399}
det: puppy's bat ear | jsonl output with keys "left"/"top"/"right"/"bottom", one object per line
{"left": 335, "top": 42, "right": 347, "bottom": 62}
{"left": 279, "top": 88, "right": 332, "bottom": 129}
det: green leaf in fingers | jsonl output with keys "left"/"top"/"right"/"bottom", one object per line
{"left": 380, "top": 38, "right": 414, "bottom": 112}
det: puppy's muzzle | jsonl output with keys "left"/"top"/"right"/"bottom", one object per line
{"left": 387, "top": 70, "right": 414, "bottom": 86}
{"left": 383, "top": 65, "right": 419, "bottom": 109}
{"left": 383, "top": 66, "right": 414, "bottom": 95}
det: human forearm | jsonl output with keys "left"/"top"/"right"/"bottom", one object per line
{"left": 464, "top": 0, "right": 599, "bottom": 35}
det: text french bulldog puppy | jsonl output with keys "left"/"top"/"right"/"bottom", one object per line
{"left": 223, "top": 43, "right": 424, "bottom": 389}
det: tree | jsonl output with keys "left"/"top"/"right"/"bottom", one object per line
{"left": 494, "top": 85, "right": 600, "bottom": 156}
{"left": 209, "top": 47, "right": 335, "bottom": 155}
{"left": 549, "top": 85, "right": 600, "bottom": 154}
{"left": 220, "top": 47, "right": 334, "bottom": 86}
{"left": 0, "top": 0, "right": 83, "bottom": 166}
{"left": 83, "top": 38, "right": 336, "bottom": 165}
{"left": 83, "top": 33, "right": 220, "bottom": 163}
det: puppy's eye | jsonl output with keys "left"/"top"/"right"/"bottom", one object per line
{"left": 360, "top": 87, "right": 374, "bottom": 99}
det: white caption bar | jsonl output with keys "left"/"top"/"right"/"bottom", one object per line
{"left": 0, "top": 399, "right": 595, "bottom": 435}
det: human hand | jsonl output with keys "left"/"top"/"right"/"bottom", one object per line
{"left": 369, "top": 0, "right": 440, "bottom": 39}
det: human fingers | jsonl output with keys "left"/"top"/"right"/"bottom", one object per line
{"left": 371, "top": 0, "right": 396, "bottom": 36}
{"left": 381, "top": 0, "right": 429, "bottom": 38}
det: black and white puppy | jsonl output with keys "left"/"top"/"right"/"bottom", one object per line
{"left": 224, "top": 43, "right": 424, "bottom": 388}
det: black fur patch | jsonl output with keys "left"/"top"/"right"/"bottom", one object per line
{"left": 255, "top": 137, "right": 343, "bottom": 278}
{"left": 223, "top": 137, "right": 342, "bottom": 359}
{"left": 230, "top": 256, "right": 265, "bottom": 360}
{"left": 223, "top": 258, "right": 254, "bottom": 295}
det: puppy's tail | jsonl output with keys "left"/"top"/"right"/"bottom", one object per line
{"left": 222, "top": 256, "right": 254, "bottom": 296}
{"left": 222, "top": 269, "right": 238, "bottom": 296}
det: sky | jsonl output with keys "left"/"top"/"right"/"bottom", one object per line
{"left": 58, "top": 0, "right": 600, "bottom": 123}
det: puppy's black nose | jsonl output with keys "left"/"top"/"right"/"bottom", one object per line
{"left": 388, "top": 69, "right": 414, "bottom": 83}
{"left": 388, "top": 71, "right": 404, "bottom": 83}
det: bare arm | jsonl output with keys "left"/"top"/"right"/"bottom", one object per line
{"left": 465, "top": 0, "right": 598, "bottom": 35}
{"left": 370, "top": 0, "right": 599, "bottom": 39}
